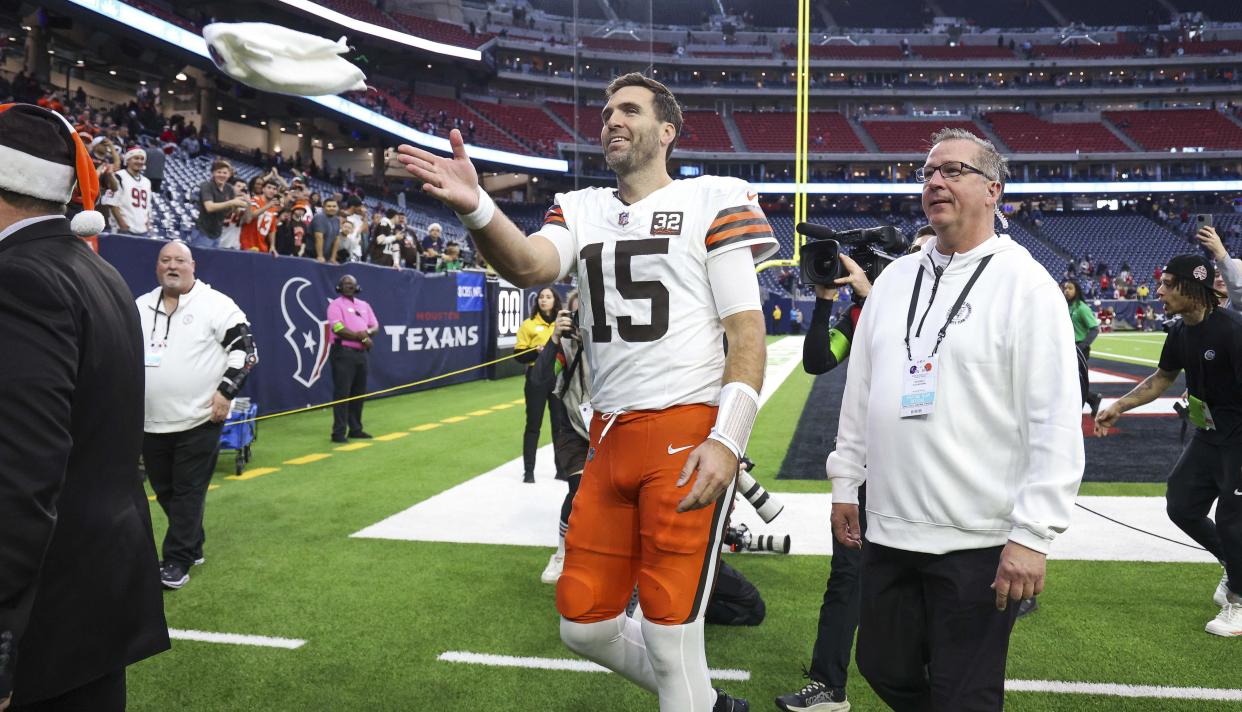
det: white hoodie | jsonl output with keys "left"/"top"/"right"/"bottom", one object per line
{"left": 827, "top": 234, "right": 1084, "bottom": 555}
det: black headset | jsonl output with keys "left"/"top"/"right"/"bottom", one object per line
{"left": 335, "top": 274, "right": 361, "bottom": 294}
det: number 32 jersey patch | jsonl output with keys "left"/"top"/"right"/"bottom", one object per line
{"left": 535, "top": 176, "right": 778, "bottom": 413}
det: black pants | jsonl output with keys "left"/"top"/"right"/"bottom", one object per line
{"left": 810, "top": 486, "right": 867, "bottom": 688}
{"left": 144, "top": 420, "right": 223, "bottom": 568}
{"left": 1166, "top": 435, "right": 1242, "bottom": 596}
{"left": 856, "top": 542, "right": 1020, "bottom": 712}
{"left": 331, "top": 344, "right": 369, "bottom": 438}
{"left": 11, "top": 669, "right": 125, "bottom": 711}
{"left": 522, "top": 370, "right": 563, "bottom": 478}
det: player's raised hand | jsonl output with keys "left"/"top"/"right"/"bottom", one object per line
{"left": 676, "top": 439, "right": 738, "bottom": 512}
{"left": 395, "top": 129, "right": 480, "bottom": 215}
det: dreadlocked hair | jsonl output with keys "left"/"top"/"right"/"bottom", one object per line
{"left": 1170, "top": 274, "right": 1218, "bottom": 315}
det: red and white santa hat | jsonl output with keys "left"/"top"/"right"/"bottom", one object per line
{"left": 0, "top": 102, "right": 104, "bottom": 236}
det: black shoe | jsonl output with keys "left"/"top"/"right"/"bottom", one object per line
{"left": 1017, "top": 596, "right": 1040, "bottom": 619}
{"left": 331, "top": 434, "right": 348, "bottom": 443}
{"left": 160, "top": 562, "right": 189, "bottom": 590}
{"left": 522, "top": 473, "right": 535, "bottom": 483}
{"left": 348, "top": 431, "right": 373, "bottom": 439}
{"left": 776, "top": 678, "right": 849, "bottom": 711}
{"left": 713, "top": 688, "right": 748, "bottom": 712}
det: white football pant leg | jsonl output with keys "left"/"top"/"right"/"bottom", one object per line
{"left": 560, "top": 614, "right": 658, "bottom": 694}
{"left": 641, "top": 618, "right": 714, "bottom": 712}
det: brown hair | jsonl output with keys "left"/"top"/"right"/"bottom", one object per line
{"left": 210, "top": 159, "right": 232, "bottom": 174}
{"left": 605, "top": 72, "right": 683, "bottom": 162}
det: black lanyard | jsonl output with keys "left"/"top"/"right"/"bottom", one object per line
{"left": 148, "top": 297, "right": 177, "bottom": 346}
{"left": 904, "top": 254, "right": 993, "bottom": 361}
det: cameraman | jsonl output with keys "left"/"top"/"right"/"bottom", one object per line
{"left": 528, "top": 292, "right": 591, "bottom": 585}
{"left": 778, "top": 225, "right": 932, "bottom": 712}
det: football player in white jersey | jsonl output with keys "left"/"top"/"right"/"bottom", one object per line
{"left": 113, "top": 148, "right": 153, "bottom": 236}
{"left": 397, "top": 73, "right": 775, "bottom": 712}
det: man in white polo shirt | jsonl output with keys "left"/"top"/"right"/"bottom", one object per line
{"left": 136, "top": 240, "right": 258, "bottom": 590}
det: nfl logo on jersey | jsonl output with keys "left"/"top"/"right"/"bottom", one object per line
{"left": 618, "top": 211, "right": 630, "bottom": 226}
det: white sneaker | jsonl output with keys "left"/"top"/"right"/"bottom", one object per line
{"left": 1214, "top": 570, "right": 1231, "bottom": 607}
{"left": 1205, "top": 601, "right": 1242, "bottom": 638}
{"left": 541, "top": 553, "right": 564, "bottom": 584}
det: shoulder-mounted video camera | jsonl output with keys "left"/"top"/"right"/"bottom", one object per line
{"left": 796, "top": 223, "right": 910, "bottom": 287}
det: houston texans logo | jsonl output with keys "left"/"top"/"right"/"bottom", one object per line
{"left": 281, "top": 277, "right": 331, "bottom": 387}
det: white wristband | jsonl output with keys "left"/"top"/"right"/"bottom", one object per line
{"left": 455, "top": 185, "right": 496, "bottom": 231}
{"left": 707, "top": 381, "right": 760, "bottom": 460}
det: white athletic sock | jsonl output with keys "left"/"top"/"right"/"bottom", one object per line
{"left": 556, "top": 533, "right": 566, "bottom": 558}
{"left": 641, "top": 618, "right": 714, "bottom": 712}
{"left": 560, "top": 614, "right": 658, "bottom": 694}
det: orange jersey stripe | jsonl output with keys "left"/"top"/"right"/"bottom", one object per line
{"left": 705, "top": 223, "right": 772, "bottom": 247}
{"left": 708, "top": 207, "right": 763, "bottom": 231}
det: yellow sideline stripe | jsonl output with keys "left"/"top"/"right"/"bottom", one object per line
{"left": 375, "top": 432, "right": 409, "bottom": 441}
{"left": 468, "top": 409, "right": 494, "bottom": 416}
{"left": 224, "top": 467, "right": 280, "bottom": 481}
{"left": 490, "top": 403, "right": 514, "bottom": 410}
{"left": 441, "top": 416, "right": 469, "bottom": 424}
{"left": 334, "top": 443, "right": 372, "bottom": 452}
{"left": 284, "top": 453, "right": 331, "bottom": 465}
{"left": 410, "top": 423, "right": 442, "bottom": 432}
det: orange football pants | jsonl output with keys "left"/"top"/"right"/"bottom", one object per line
{"left": 555, "top": 404, "right": 734, "bottom": 626}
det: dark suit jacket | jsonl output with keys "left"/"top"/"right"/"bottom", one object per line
{"left": 0, "top": 217, "right": 169, "bottom": 703}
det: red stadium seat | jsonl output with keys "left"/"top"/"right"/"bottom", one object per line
{"left": 862, "top": 120, "right": 987, "bottom": 152}
{"left": 1103, "top": 109, "right": 1242, "bottom": 151}
{"left": 985, "top": 112, "right": 1129, "bottom": 153}
{"left": 731, "top": 112, "right": 864, "bottom": 153}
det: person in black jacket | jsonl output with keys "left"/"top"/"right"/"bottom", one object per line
{"left": 0, "top": 104, "right": 169, "bottom": 711}
{"left": 777, "top": 226, "right": 929, "bottom": 712}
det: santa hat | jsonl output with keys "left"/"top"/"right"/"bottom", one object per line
{"left": 122, "top": 147, "right": 146, "bottom": 163}
{"left": 0, "top": 103, "right": 104, "bottom": 236}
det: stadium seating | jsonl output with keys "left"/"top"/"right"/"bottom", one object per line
{"left": 465, "top": 100, "right": 572, "bottom": 156}
{"left": 825, "top": 0, "right": 929, "bottom": 28}
{"left": 1170, "top": 40, "right": 1242, "bottom": 56}
{"left": 1189, "top": 0, "right": 1242, "bottom": 22}
{"left": 914, "top": 45, "right": 1016, "bottom": 60}
{"left": 546, "top": 102, "right": 603, "bottom": 144}
{"left": 782, "top": 44, "right": 904, "bottom": 60}
{"left": 1057, "top": 0, "right": 1169, "bottom": 26}
{"left": 317, "top": 0, "right": 405, "bottom": 32}
{"left": 391, "top": 12, "right": 494, "bottom": 48}
{"left": 579, "top": 36, "right": 675, "bottom": 55}
{"left": 1035, "top": 214, "right": 1180, "bottom": 290}
{"left": 125, "top": 0, "right": 199, "bottom": 30}
{"left": 1104, "top": 109, "right": 1242, "bottom": 151}
{"left": 934, "top": 0, "right": 1056, "bottom": 28}
{"left": 353, "top": 88, "right": 527, "bottom": 154}
{"left": 526, "top": 0, "right": 608, "bottom": 21}
{"left": 984, "top": 112, "right": 1130, "bottom": 153}
{"left": 1030, "top": 43, "right": 1141, "bottom": 59}
{"left": 678, "top": 111, "right": 735, "bottom": 152}
{"left": 732, "top": 112, "right": 864, "bottom": 153}
{"left": 861, "top": 119, "right": 985, "bottom": 153}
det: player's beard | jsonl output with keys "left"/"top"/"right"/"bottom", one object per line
{"left": 605, "top": 126, "right": 661, "bottom": 177}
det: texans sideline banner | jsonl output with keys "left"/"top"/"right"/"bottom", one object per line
{"left": 99, "top": 234, "right": 494, "bottom": 416}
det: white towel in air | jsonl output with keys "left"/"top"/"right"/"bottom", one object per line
{"left": 203, "top": 22, "right": 367, "bottom": 97}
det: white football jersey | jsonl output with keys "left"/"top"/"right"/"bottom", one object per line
{"left": 536, "top": 176, "right": 778, "bottom": 413}
{"left": 114, "top": 170, "right": 153, "bottom": 234}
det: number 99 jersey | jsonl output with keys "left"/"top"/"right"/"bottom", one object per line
{"left": 535, "top": 175, "right": 778, "bottom": 413}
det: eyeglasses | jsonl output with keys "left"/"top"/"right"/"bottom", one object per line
{"left": 914, "top": 161, "right": 994, "bottom": 183}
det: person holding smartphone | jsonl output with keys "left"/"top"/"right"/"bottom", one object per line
{"left": 1197, "top": 222, "right": 1242, "bottom": 311}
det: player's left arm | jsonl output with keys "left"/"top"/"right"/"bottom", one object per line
{"left": 677, "top": 245, "right": 767, "bottom": 512}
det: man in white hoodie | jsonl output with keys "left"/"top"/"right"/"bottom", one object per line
{"left": 827, "top": 128, "right": 1084, "bottom": 711}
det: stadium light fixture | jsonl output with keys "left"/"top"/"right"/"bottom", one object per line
{"left": 175, "top": 72, "right": 187, "bottom": 81}
{"left": 752, "top": 180, "right": 1242, "bottom": 196}
{"left": 240, "top": 114, "right": 247, "bottom": 119}
{"left": 271, "top": 0, "right": 482, "bottom": 62}
{"left": 216, "top": 105, "right": 223, "bottom": 111}
{"left": 60, "top": 0, "right": 567, "bottom": 174}
{"left": 108, "top": 69, "right": 116, "bottom": 75}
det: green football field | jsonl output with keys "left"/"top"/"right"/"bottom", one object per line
{"left": 128, "top": 332, "right": 1241, "bottom": 711}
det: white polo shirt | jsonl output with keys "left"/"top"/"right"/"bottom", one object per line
{"left": 136, "top": 280, "right": 249, "bottom": 433}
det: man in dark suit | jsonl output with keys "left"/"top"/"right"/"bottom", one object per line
{"left": 0, "top": 104, "right": 168, "bottom": 711}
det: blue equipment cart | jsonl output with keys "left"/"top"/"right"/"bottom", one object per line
{"left": 219, "top": 401, "right": 258, "bottom": 476}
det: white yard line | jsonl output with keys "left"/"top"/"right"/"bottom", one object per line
{"left": 169, "top": 628, "right": 306, "bottom": 649}
{"left": 1091, "top": 351, "right": 1159, "bottom": 365}
{"left": 1006, "top": 679, "right": 1242, "bottom": 701}
{"left": 437, "top": 651, "right": 749, "bottom": 681}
